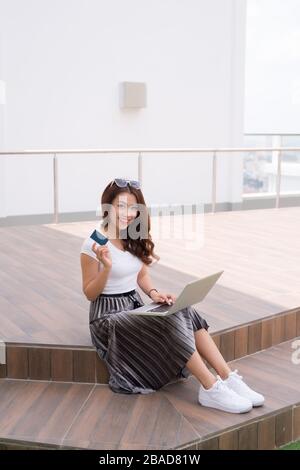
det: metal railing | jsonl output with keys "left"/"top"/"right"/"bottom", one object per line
{"left": 1, "top": 146, "right": 300, "bottom": 223}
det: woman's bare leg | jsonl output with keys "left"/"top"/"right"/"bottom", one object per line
{"left": 194, "top": 329, "right": 232, "bottom": 380}
{"left": 185, "top": 349, "right": 217, "bottom": 390}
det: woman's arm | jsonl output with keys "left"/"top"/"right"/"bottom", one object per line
{"left": 137, "top": 263, "right": 176, "bottom": 304}
{"left": 80, "top": 254, "right": 111, "bottom": 301}
{"left": 137, "top": 263, "right": 156, "bottom": 297}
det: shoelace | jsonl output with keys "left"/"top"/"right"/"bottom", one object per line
{"left": 231, "top": 369, "right": 243, "bottom": 381}
{"left": 214, "top": 379, "right": 240, "bottom": 399}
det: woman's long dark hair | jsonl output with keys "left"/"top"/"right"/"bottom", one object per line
{"left": 100, "top": 180, "right": 160, "bottom": 265}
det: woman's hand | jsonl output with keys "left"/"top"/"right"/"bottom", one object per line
{"left": 150, "top": 290, "right": 177, "bottom": 305}
{"left": 92, "top": 242, "right": 112, "bottom": 269}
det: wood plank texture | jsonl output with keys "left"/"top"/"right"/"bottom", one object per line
{"left": 1, "top": 207, "right": 300, "bottom": 347}
{"left": 0, "top": 340, "right": 299, "bottom": 450}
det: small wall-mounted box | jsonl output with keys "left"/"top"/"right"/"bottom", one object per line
{"left": 119, "top": 81, "right": 147, "bottom": 108}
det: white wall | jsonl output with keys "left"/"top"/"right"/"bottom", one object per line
{"left": 0, "top": 0, "right": 247, "bottom": 219}
{"left": 0, "top": 33, "right": 6, "bottom": 217}
{"left": 245, "top": 0, "right": 300, "bottom": 134}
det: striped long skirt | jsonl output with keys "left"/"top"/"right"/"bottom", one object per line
{"left": 89, "top": 289, "right": 209, "bottom": 394}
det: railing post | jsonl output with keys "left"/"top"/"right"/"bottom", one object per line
{"left": 53, "top": 153, "right": 59, "bottom": 224}
{"left": 211, "top": 151, "right": 217, "bottom": 213}
{"left": 272, "top": 135, "right": 282, "bottom": 210}
{"left": 275, "top": 149, "right": 282, "bottom": 209}
{"left": 138, "top": 152, "right": 143, "bottom": 189}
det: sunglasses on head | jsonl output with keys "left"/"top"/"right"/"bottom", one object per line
{"left": 110, "top": 178, "right": 141, "bottom": 190}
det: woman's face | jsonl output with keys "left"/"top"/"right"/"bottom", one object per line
{"left": 111, "top": 192, "right": 139, "bottom": 230}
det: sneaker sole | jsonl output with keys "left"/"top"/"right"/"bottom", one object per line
{"left": 253, "top": 400, "right": 265, "bottom": 407}
{"left": 198, "top": 399, "right": 252, "bottom": 414}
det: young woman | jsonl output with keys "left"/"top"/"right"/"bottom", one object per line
{"left": 80, "top": 178, "right": 264, "bottom": 414}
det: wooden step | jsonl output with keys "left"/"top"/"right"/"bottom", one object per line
{"left": 0, "top": 339, "right": 299, "bottom": 450}
{"left": 1, "top": 223, "right": 299, "bottom": 384}
{"left": 1, "top": 222, "right": 299, "bottom": 348}
{"left": 1, "top": 307, "right": 299, "bottom": 384}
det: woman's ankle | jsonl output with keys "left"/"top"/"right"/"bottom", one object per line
{"left": 218, "top": 368, "right": 232, "bottom": 381}
{"left": 201, "top": 376, "right": 217, "bottom": 390}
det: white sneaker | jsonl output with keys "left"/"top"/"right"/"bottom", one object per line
{"left": 198, "top": 378, "right": 253, "bottom": 414}
{"left": 220, "top": 370, "right": 265, "bottom": 407}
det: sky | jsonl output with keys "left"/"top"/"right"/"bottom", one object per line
{"left": 245, "top": 0, "right": 300, "bottom": 134}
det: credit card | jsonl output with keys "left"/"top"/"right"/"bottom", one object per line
{"left": 90, "top": 229, "right": 109, "bottom": 246}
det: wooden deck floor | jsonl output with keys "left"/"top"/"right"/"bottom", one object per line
{"left": 0, "top": 207, "right": 299, "bottom": 347}
{"left": 0, "top": 207, "right": 300, "bottom": 450}
{"left": 0, "top": 340, "right": 299, "bottom": 450}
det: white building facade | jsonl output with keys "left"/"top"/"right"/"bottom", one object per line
{"left": 0, "top": 0, "right": 247, "bottom": 223}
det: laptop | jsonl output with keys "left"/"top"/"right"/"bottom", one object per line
{"left": 127, "top": 270, "right": 224, "bottom": 317}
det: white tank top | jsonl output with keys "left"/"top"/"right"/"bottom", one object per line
{"left": 80, "top": 235, "right": 144, "bottom": 294}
